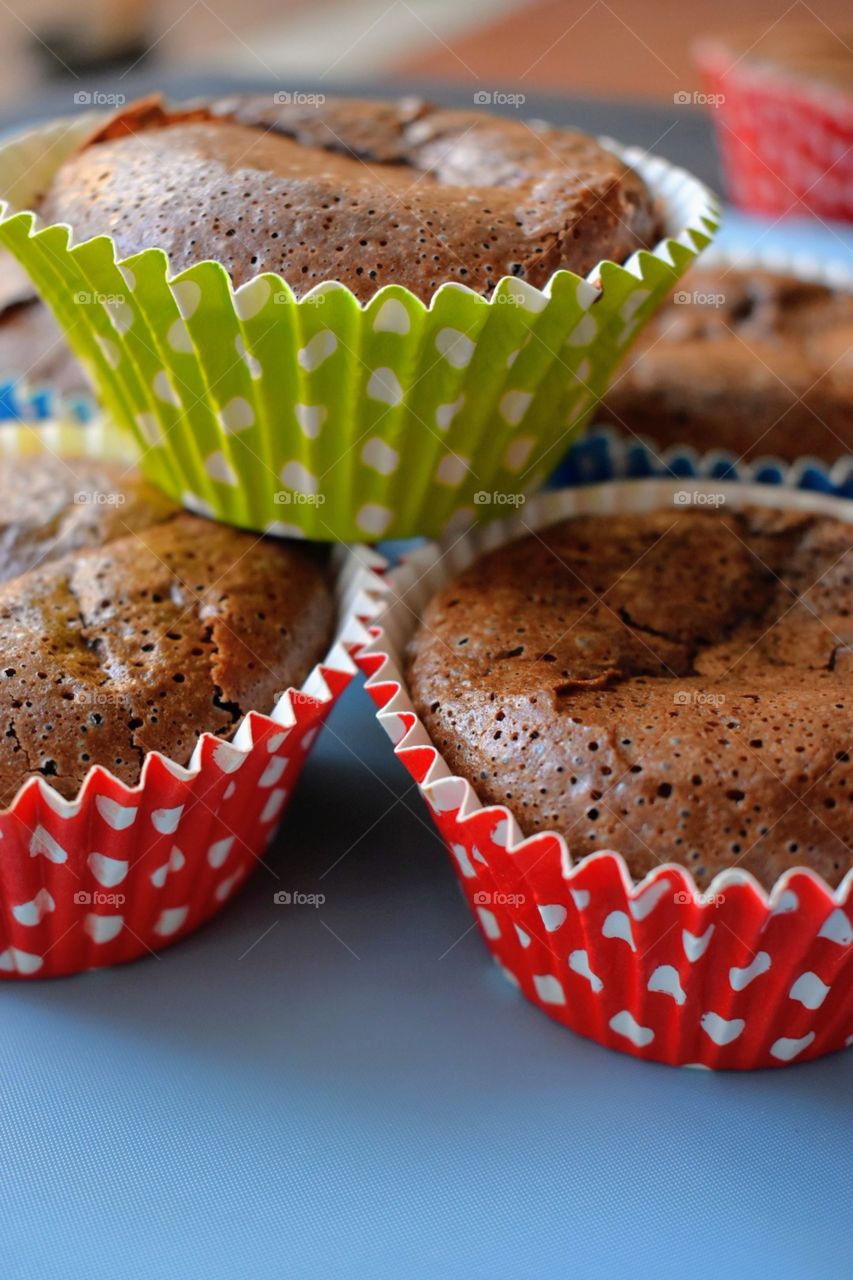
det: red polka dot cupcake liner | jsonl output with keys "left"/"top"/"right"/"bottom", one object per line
{"left": 696, "top": 39, "right": 853, "bottom": 222}
{"left": 0, "top": 424, "right": 373, "bottom": 979}
{"left": 351, "top": 480, "right": 853, "bottom": 1069}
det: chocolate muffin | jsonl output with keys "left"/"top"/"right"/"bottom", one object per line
{"left": 36, "top": 95, "right": 660, "bottom": 304}
{"left": 0, "top": 256, "right": 85, "bottom": 397}
{"left": 600, "top": 266, "right": 853, "bottom": 462}
{"left": 0, "top": 456, "right": 333, "bottom": 805}
{"left": 408, "top": 505, "right": 853, "bottom": 890}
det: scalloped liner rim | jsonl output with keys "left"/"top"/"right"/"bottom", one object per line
{"left": 0, "top": 416, "right": 135, "bottom": 461}
{"left": 350, "top": 477, "right": 853, "bottom": 914}
{"left": 0, "top": 109, "right": 720, "bottom": 313}
{"left": 7, "top": 664, "right": 348, "bottom": 822}
{"left": 574, "top": 423, "right": 853, "bottom": 492}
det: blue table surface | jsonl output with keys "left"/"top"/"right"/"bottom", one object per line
{"left": 713, "top": 207, "right": 853, "bottom": 269}
{"left": 3, "top": 684, "right": 851, "bottom": 1280}
{"left": 1, "top": 86, "right": 852, "bottom": 1280}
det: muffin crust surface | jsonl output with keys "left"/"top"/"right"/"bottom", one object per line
{"left": 602, "top": 267, "right": 853, "bottom": 462}
{"left": 0, "top": 458, "right": 333, "bottom": 804}
{"left": 38, "top": 95, "right": 660, "bottom": 303}
{"left": 409, "top": 506, "right": 853, "bottom": 889}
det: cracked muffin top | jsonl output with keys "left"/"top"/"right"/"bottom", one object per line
{"left": 37, "top": 94, "right": 660, "bottom": 303}
{"left": 0, "top": 456, "right": 333, "bottom": 805}
{"left": 601, "top": 266, "right": 853, "bottom": 462}
{"left": 408, "top": 504, "right": 853, "bottom": 890}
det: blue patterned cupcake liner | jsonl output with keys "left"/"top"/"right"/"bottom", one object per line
{"left": 0, "top": 376, "right": 95, "bottom": 424}
{"left": 549, "top": 424, "right": 853, "bottom": 499}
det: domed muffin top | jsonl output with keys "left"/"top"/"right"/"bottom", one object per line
{"left": 408, "top": 504, "right": 853, "bottom": 890}
{"left": 37, "top": 95, "right": 660, "bottom": 303}
{"left": 0, "top": 457, "right": 333, "bottom": 805}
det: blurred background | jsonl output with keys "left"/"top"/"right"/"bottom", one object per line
{"left": 0, "top": 0, "right": 848, "bottom": 111}
{"left": 0, "top": 0, "right": 849, "bottom": 226}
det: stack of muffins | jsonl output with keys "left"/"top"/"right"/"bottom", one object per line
{"left": 0, "top": 92, "right": 711, "bottom": 538}
{"left": 0, "top": 91, "right": 689, "bottom": 980}
{"left": 0, "top": 91, "right": 848, "bottom": 1072}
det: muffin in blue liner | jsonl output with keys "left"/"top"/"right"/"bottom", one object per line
{"left": 552, "top": 247, "right": 853, "bottom": 496}
{"left": 0, "top": 248, "right": 95, "bottom": 423}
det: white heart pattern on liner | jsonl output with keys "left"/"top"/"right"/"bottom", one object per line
{"left": 152, "top": 806, "right": 184, "bottom": 835}
{"left": 88, "top": 852, "right": 129, "bottom": 888}
{"left": 29, "top": 825, "right": 68, "bottom": 863}
{"left": 0, "top": 947, "right": 43, "bottom": 974}
{"left": 207, "top": 837, "right": 235, "bottom": 869}
{"left": 12, "top": 888, "right": 55, "bottom": 926}
{"left": 84, "top": 914, "right": 124, "bottom": 945}
{"left": 568, "top": 949, "right": 604, "bottom": 994}
{"left": 95, "top": 796, "right": 139, "bottom": 831}
{"left": 151, "top": 846, "right": 186, "bottom": 888}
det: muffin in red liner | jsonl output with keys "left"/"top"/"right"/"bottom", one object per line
{"left": 351, "top": 481, "right": 853, "bottom": 1069}
{"left": 0, "top": 671, "right": 353, "bottom": 979}
{"left": 0, "top": 426, "right": 372, "bottom": 979}
{"left": 696, "top": 32, "right": 853, "bottom": 221}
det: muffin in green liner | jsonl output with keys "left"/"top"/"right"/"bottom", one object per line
{"left": 0, "top": 104, "right": 718, "bottom": 539}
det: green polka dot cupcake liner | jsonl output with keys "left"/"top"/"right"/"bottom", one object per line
{"left": 0, "top": 112, "right": 718, "bottom": 541}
